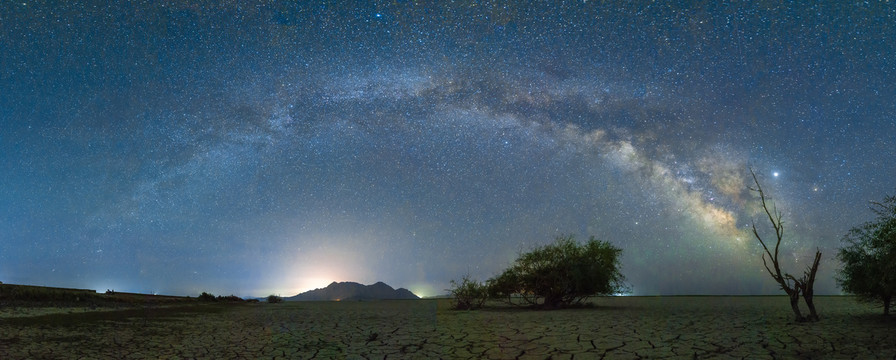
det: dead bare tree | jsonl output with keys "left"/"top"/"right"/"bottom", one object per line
{"left": 794, "top": 250, "right": 822, "bottom": 321}
{"left": 750, "top": 168, "right": 821, "bottom": 322}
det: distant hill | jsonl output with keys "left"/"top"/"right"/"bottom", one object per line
{"left": 285, "top": 281, "right": 419, "bottom": 301}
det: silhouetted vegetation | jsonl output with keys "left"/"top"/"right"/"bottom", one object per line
{"left": 750, "top": 168, "right": 821, "bottom": 322}
{"left": 838, "top": 193, "right": 896, "bottom": 316}
{"left": 267, "top": 294, "right": 283, "bottom": 303}
{"left": 487, "top": 235, "right": 626, "bottom": 309}
{"left": 194, "top": 292, "right": 246, "bottom": 303}
{"left": 447, "top": 275, "right": 489, "bottom": 310}
{"left": 217, "top": 295, "right": 244, "bottom": 302}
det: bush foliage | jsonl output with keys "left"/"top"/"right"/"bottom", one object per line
{"left": 449, "top": 235, "right": 626, "bottom": 310}
{"left": 837, "top": 193, "right": 896, "bottom": 315}
{"left": 267, "top": 294, "right": 283, "bottom": 303}
{"left": 447, "top": 275, "right": 489, "bottom": 310}
{"left": 488, "top": 235, "right": 625, "bottom": 309}
{"left": 217, "top": 295, "right": 244, "bottom": 302}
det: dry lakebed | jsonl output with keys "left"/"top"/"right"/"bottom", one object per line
{"left": 1, "top": 296, "right": 894, "bottom": 359}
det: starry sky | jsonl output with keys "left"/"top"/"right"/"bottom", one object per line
{"left": 1, "top": 2, "right": 895, "bottom": 298}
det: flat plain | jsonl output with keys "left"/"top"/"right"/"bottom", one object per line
{"left": 1, "top": 296, "right": 893, "bottom": 359}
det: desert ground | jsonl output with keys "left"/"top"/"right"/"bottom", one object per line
{"left": 1, "top": 296, "right": 893, "bottom": 359}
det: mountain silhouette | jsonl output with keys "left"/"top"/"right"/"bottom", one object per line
{"left": 285, "top": 281, "right": 419, "bottom": 301}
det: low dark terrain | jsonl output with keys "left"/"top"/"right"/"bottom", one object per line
{"left": 1, "top": 295, "right": 894, "bottom": 359}
{"left": 0, "top": 283, "right": 196, "bottom": 309}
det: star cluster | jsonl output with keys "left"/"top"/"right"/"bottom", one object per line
{"left": 1, "top": 2, "right": 894, "bottom": 296}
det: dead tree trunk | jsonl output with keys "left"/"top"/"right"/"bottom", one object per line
{"left": 750, "top": 169, "right": 806, "bottom": 322}
{"left": 782, "top": 277, "right": 804, "bottom": 322}
{"left": 797, "top": 250, "right": 822, "bottom": 321}
{"left": 789, "top": 293, "right": 803, "bottom": 320}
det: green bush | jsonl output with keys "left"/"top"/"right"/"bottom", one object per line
{"left": 448, "top": 275, "right": 489, "bottom": 310}
{"left": 837, "top": 193, "right": 896, "bottom": 315}
{"left": 489, "top": 235, "right": 626, "bottom": 309}
{"left": 197, "top": 292, "right": 217, "bottom": 302}
{"left": 267, "top": 294, "right": 283, "bottom": 303}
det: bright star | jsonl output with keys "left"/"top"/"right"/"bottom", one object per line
{"left": 773, "top": 172, "right": 779, "bottom": 177}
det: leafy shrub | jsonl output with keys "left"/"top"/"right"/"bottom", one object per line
{"left": 197, "top": 292, "right": 217, "bottom": 302}
{"left": 217, "top": 295, "right": 244, "bottom": 302}
{"left": 267, "top": 294, "right": 283, "bottom": 303}
{"left": 448, "top": 275, "right": 489, "bottom": 310}
{"left": 488, "top": 235, "right": 626, "bottom": 309}
{"left": 837, "top": 193, "right": 896, "bottom": 315}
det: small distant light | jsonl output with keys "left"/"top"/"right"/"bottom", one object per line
{"left": 773, "top": 172, "right": 779, "bottom": 177}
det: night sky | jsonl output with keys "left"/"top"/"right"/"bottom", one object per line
{"left": 2, "top": 2, "right": 894, "bottom": 298}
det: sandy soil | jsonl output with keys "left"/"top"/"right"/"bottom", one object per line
{"left": 0, "top": 296, "right": 893, "bottom": 359}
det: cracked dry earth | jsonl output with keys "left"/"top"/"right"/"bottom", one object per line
{"left": 1, "top": 296, "right": 894, "bottom": 359}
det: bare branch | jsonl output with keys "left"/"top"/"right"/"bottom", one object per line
{"left": 750, "top": 168, "right": 786, "bottom": 282}
{"left": 749, "top": 167, "right": 819, "bottom": 322}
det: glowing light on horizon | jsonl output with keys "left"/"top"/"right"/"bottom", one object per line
{"left": 276, "top": 235, "right": 371, "bottom": 296}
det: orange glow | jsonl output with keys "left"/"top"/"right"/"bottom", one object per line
{"left": 274, "top": 238, "right": 372, "bottom": 296}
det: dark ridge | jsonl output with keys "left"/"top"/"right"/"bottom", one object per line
{"left": 285, "top": 281, "right": 420, "bottom": 301}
